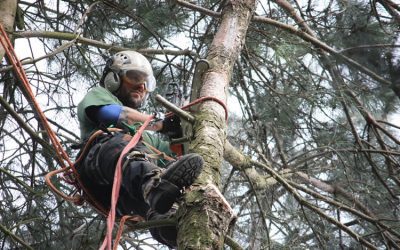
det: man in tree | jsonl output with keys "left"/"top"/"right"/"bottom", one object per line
{"left": 76, "top": 50, "right": 204, "bottom": 248}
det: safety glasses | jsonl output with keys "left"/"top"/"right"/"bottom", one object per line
{"left": 121, "top": 69, "right": 147, "bottom": 84}
{"left": 118, "top": 69, "right": 156, "bottom": 92}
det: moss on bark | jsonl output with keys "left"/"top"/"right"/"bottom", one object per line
{"left": 176, "top": 0, "right": 257, "bottom": 248}
{"left": 189, "top": 111, "right": 226, "bottom": 186}
{"left": 177, "top": 185, "right": 235, "bottom": 249}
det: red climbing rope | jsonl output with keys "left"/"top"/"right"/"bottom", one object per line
{"left": 100, "top": 115, "right": 154, "bottom": 250}
{"left": 0, "top": 24, "right": 74, "bottom": 171}
{"left": 165, "top": 96, "right": 229, "bottom": 122}
{"left": 182, "top": 96, "right": 229, "bottom": 121}
{"left": 113, "top": 215, "right": 144, "bottom": 250}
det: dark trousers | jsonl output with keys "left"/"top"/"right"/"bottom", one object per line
{"left": 77, "top": 132, "right": 159, "bottom": 217}
{"left": 77, "top": 132, "right": 178, "bottom": 248}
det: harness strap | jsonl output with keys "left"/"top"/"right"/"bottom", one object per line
{"left": 142, "top": 140, "right": 175, "bottom": 162}
{"left": 126, "top": 150, "right": 171, "bottom": 162}
{"left": 101, "top": 116, "right": 154, "bottom": 250}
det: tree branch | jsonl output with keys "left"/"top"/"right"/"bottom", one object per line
{"left": 0, "top": 223, "right": 34, "bottom": 250}
{"left": 175, "top": 0, "right": 391, "bottom": 86}
{"left": 224, "top": 140, "right": 400, "bottom": 248}
{"left": 13, "top": 30, "right": 197, "bottom": 55}
{"left": 0, "top": 95, "right": 55, "bottom": 155}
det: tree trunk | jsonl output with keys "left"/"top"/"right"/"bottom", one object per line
{"left": 177, "top": 0, "right": 256, "bottom": 249}
{"left": 0, "top": 0, "right": 17, "bottom": 61}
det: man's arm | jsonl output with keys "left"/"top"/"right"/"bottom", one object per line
{"left": 118, "top": 106, "right": 163, "bottom": 131}
{"left": 88, "top": 104, "right": 163, "bottom": 131}
{"left": 119, "top": 108, "right": 182, "bottom": 137}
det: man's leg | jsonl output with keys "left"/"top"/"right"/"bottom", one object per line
{"left": 77, "top": 133, "right": 153, "bottom": 216}
{"left": 147, "top": 207, "right": 178, "bottom": 248}
{"left": 118, "top": 158, "right": 158, "bottom": 217}
{"left": 77, "top": 132, "right": 203, "bottom": 247}
{"left": 78, "top": 133, "right": 204, "bottom": 215}
{"left": 142, "top": 153, "right": 204, "bottom": 214}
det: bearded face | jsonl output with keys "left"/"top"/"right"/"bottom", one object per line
{"left": 116, "top": 72, "right": 147, "bottom": 108}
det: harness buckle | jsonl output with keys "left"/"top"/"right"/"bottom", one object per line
{"left": 126, "top": 151, "right": 147, "bottom": 161}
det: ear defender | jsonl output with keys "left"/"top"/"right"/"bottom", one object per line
{"left": 100, "top": 58, "right": 121, "bottom": 93}
{"left": 103, "top": 71, "right": 120, "bottom": 93}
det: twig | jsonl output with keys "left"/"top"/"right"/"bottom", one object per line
{"left": 3, "top": 30, "right": 196, "bottom": 73}
{"left": 175, "top": 0, "right": 221, "bottom": 18}
{"left": 338, "top": 44, "right": 400, "bottom": 53}
{"left": 0, "top": 95, "right": 55, "bottom": 154}
{"left": 12, "top": 30, "right": 197, "bottom": 54}
{"left": 0, "top": 40, "right": 74, "bottom": 73}
{"left": 0, "top": 223, "right": 34, "bottom": 250}
{"left": 0, "top": 167, "right": 41, "bottom": 195}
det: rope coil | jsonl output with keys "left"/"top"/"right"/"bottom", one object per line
{"left": 0, "top": 24, "right": 74, "bottom": 171}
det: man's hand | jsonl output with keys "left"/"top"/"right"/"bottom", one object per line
{"left": 160, "top": 115, "right": 183, "bottom": 139}
{"left": 146, "top": 119, "right": 163, "bottom": 131}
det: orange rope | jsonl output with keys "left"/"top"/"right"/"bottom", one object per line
{"left": 45, "top": 128, "right": 126, "bottom": 214}
{"left": 112, "top": 215, "right": 144, "bottom": 250}
{"left": 0, "top": 23, "right": 73, "bottom": 170}
{"left": 0, "top": 24, "right": 138, "bottom": 249}
{"left": 45, "top": 166, "right": 83, "bottom": 203}
{"left": 167, "top": 96, "right": 229, "bottom": 121}
{"left": 100, "top": 115, "right": 154, "bottom": 250}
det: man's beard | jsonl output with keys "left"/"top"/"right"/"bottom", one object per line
{"left": 117, "top": 91, "right": 143, "bottom": 109}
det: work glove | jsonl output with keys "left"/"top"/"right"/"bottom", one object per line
{"left": 160, "top": 114, "right": 183, "bottom": 139}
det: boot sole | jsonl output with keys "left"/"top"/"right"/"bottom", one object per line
{"left": 162, "top": 153, "right": 204, "bottom": 188}
{"left": 153, "top": 154, "right": 203, "bottom": 213}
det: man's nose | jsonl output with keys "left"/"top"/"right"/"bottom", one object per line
{"left": 132, "top": 82, "right": 145, "bottom": 90}
{"left": 136, "top": 83, "right": 145, "bottom": 90}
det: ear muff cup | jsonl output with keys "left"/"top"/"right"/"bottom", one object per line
{"left": 103, "top": 71, "right": 120, "bottom": 93}
{"left": 100, "top": 58, "right": 121, "bottom": 93}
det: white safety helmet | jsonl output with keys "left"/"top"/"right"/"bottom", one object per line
{"left": 100, "top": 51, "right": 157, "bottom": 93}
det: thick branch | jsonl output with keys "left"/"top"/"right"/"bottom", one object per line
{"left": 179, "top": 0, "right": 257, "bottom": 249}
{"left": 13, "top": 31, "right": 197, "bottom": 56}
{"left": 0, "top": 0, "right": 17, "bottom": 60}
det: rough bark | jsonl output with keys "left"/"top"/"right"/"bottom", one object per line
{"left": 0, "top": 0, "right": 17, "bottom": 61}
{"left": 177, "top": 0, "right": 256, "bottom": 249}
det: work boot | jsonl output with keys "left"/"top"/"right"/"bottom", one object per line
{"left": 142, "top": 153, "right": 203, "bottom": 214}
{"left": 147, "top": 206, "right": 178, "bottom": 248}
